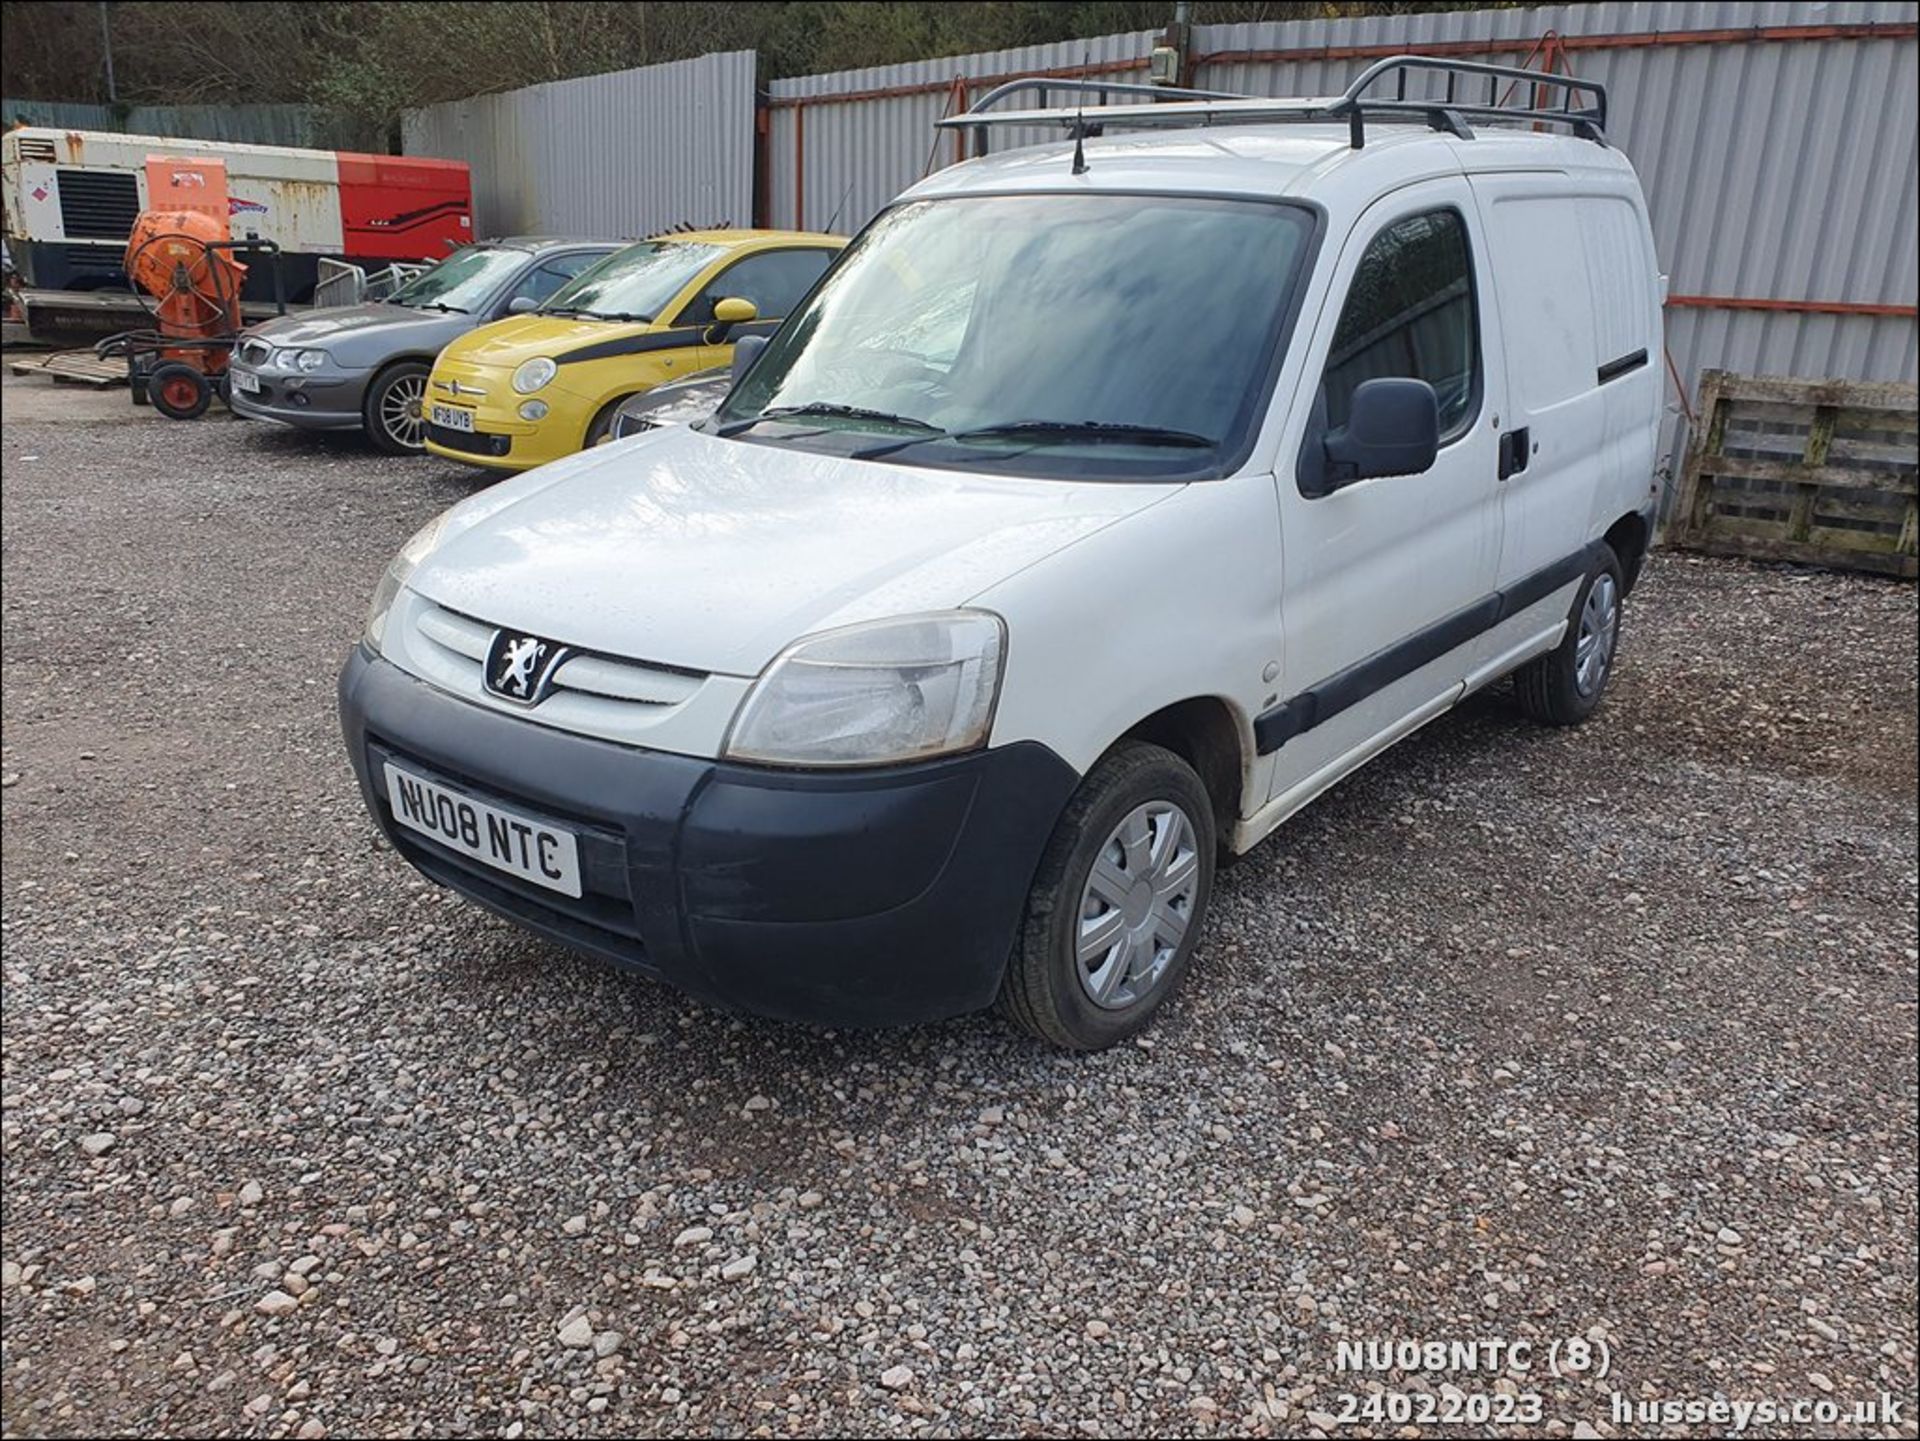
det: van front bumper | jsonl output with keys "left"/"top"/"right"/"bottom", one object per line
{"left": 338, "top": 648, "right": 1078, "bottom": 1026}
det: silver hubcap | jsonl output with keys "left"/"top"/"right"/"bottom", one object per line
{"left": 1575, "top": 572, "right": 1619, "bottom": 697}
{"left": 381, "top": 374, "right": 427, "bottom": 450}
{"left": 1075, "top": 801, "right": 1200, "bottom": 1010}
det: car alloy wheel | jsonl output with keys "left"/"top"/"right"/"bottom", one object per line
{"left": 380, "top": 371, "right": 428, "bottom": 451}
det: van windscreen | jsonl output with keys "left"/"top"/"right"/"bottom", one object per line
{"left": 714, "top": 194, "right": 1317, "bottom": 481}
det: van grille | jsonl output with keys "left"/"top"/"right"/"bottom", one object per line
{"left": 56, "top": 169, "right": 141, "bottom": 240}
{"left": 414, "top": 602, "right": 707, "bottom": 710}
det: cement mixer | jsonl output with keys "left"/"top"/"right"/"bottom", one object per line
{"left": 94, "top": 156, "right": 283, "bottom": 419}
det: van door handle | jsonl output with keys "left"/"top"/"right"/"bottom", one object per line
{"left": 1498, "top": 427, "right": 1531, "bottom": 480}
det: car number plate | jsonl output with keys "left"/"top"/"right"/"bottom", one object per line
{"left": 230, "top": 369, "right": 261, "bottom": 395}
{"left": 382, "top": 762, "right": 582, "bottom": 898}
{"left": 429, "top": 403, "right": 475, "bottom": 432}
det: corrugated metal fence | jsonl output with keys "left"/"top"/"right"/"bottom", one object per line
{"left": 400, "top": 51, "right": 757, "bottom": 241}
{"left": 767, "top": 1, "right": 1918, "bottom": 493}
{"left": 765, "top": 30, "right": 1162, "bottom": 235}
{"left": 0, "top": 97, "right": 330, "bottom": 148}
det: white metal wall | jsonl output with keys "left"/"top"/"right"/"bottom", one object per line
{"left": 401, "top": 51, "right": 756, "bottom": 241}
{"left": 773, "top": 3, "right": 1917, "bottom": 494}
{"left": 766, "top": 31, "right": 1161, "bottom": 237}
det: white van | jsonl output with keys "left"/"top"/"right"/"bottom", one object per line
{"left": 341, "top": 59, "right": 1661, "bottom": 1049}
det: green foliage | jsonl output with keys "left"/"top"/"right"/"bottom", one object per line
{"left": 3, "top": 0, "right": 1527, "bottom": 142}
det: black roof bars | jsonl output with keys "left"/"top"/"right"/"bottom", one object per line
{"left": 942, "top": 53, "right": 1609, "bottom": 155}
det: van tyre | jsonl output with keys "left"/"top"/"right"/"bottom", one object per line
{"left": 148, "top": 363, "right": 212, "bottom": 421}
{"left": 1000, "top": 741, "right": 1215, "bottom": 1050}
{"left": 364, "top": 361, "right": 430, "bottom": 454}
{"left": 1514, "top": 544, "right": 1624, "bottom": 726}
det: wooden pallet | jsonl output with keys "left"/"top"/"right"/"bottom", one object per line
{"left": 6, "top": 350, "right": 130, "bottom": 387}
{"left": 1668, "top": 371, "right": 1918, "bottom": 580}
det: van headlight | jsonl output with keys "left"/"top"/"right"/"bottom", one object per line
{"left": 724, "top": 611, "right": 1005, "bottom": 767}
{"left": 512, "top": 357, "right": 557, "bottom": 394}
{"left": 364, "top": 513, "right": 449, "bottom": 650}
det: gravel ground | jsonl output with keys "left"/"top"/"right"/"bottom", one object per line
{"left": 3, "top": 382, "right": 1916, "bottom": 1440}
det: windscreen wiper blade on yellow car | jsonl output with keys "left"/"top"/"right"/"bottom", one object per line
{"left": 543, "top": 306, "right": 648, "bottom": 322}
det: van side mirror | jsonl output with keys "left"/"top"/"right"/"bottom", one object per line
{"left": 506, "top": 295, "right": 540, "bottom": 315}
{"left": 731, "top": 334, "right": 768, "bottom": 385}
{"left": 1306, "top": 378, "right": 1440, "bottom": 496}
{"left": 705, "top": 296, "right": 757, "bottom": 344}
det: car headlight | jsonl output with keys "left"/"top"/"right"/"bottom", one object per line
{"left": 512, "top": 357, "right": 557, "bottom": 394}
{"left": 364, "top": 513, "right": 450, "bottom": 650}
{"left": 724, "top": 611, "right": 1005, "bottom": 768}
{"left": 277, "top": 347, "right": 326, "bottom": 372}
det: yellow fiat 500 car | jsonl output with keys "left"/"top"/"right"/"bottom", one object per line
{"left": 423, "top": 229, "right": 845, "bottom": 469}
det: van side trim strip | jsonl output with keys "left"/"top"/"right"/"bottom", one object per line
{"left": 1596, "top": 348, "right": 1649, "bottom": 384}
{"left": 1253, "top": 540, "right": 1607, "bottom": 755}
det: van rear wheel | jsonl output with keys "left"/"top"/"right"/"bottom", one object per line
{"left": 1514, "top": 544, "right": 1624, "bottom": 726}
{"left": 999, "top": 742, "right": 1215, "bottom": 1050}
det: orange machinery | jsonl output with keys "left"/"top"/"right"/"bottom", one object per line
{"left": 96, "top": 156, "right": 283, "bottom": 419}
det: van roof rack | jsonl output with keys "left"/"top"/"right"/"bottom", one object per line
{"left": 939, "top": 54, "right": 1609, "bottom": 155}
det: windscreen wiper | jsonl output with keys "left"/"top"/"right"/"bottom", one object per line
{"left": 854, "top": 417, "right": 1216, "bottom": 461}
{"left": 953, "top": 419, "right": 1214, "bottom": 447}
{"left": 545, "top": 307, "right": 647, "bottom": 321}
{"left": 410, "top": 301, "right": 470, "bottom": 314}
{"left": 719, "top": 403, "right": 943, "bottom": 438}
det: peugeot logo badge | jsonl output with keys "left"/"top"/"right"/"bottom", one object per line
{"left": 484, "top": 630, "right": 569, "bottom": 706}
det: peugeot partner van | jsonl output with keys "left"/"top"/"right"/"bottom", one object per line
{"left": 341, "top": 60, "right": 1661, "bottom": 1050}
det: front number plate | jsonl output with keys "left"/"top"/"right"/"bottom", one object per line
{"left": 230, "top": 369, "right": 262, "bottom": 395}
{"left": 383, "top": 762, "right": 582, "bottom": 898}
{"left": 429, "top": 403, "right": 475, "bottom": 432}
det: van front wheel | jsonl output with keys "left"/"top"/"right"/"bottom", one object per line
{"left": 999, "top": 742, "right": 1215, "bottom": 1050}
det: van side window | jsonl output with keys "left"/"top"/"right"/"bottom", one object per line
{"left": 1321, "top": 209, "right": 1479, "bottom": 441}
